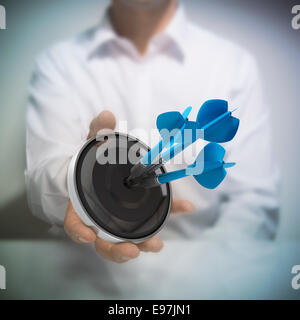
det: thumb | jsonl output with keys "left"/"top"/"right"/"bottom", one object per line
{"left": 87, "top": 110, "right": 116, "bottom": 139}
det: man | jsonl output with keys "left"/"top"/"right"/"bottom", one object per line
{"left": 25, "top": 0, "right": 280, "bottom": 264}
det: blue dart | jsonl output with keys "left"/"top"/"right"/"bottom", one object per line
{"left": 137, "top": 143, "right": 235, "bottom": 190}
{"left": 141, "top": 106, "right": 192, "bottom": 165}
{"left": 128, "top": 106, "right": 192, "bottom": 182}
{"left": 160, "top": 99, "right": 239, "bottom": 163}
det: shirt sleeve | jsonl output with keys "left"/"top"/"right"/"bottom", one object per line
{"left": 25, "top": 48, "right": 86, "bottom": 226}
{"left": 205, "top": 53, "right": 280, "bottom": 240}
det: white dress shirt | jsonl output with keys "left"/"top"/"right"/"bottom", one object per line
{"left": 25, "top": 5, "right": 280, "bottom": 241}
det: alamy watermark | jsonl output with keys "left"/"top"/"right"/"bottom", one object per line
{"left": 292, "top": 5, "right": 300, "bottom": 30}
{"left": 291, "top": 265, "right": 300, "bottom": 290}
{"left": 95, "top": 124, "right": 205, "bottom": 169}
{"left": 0, "top": 4, "right": 6, "bottom": 30}
{"left": 0, "top": 265, "right": 6, "bottom": 290}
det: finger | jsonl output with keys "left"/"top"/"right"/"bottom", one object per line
{"left": 87, "top": 110, "right": 116, "bottom": 139}
{"left": 95, "top": 238, "right": 140, "bottom": 263}
{"left": 171, "top": 199, "right": 195, "bottom": 214}
{"left": 137, "top": 236, "right": 164, "bottom": 253}
{"left": 64, "top": 201, "right": 97, "bottom": 243}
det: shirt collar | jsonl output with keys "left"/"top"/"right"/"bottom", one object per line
{"left": 87, "top": 11, "right": 115, "bottom": 57}
{"left": 159, "top": 4, "right": 188, "bottom": 59}
{"left": 87, "top": 3, "right": 188, "bottom": 61}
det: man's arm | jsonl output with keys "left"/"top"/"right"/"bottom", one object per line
{"left": 25, "top": 49, "right": 87, "bottom": 226}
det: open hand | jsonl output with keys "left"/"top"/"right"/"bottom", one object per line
{"left": 64, "top": 111, "right": 195, "bottom": 263}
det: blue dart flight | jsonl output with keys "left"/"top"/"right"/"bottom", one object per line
{"left": 194, "top": 99, "right": 239, "bottom": 143}
{"left": 136, "top": 143, "right": 235, "bottom": 190}
{"left": 160, "top": 99, "right": 239, "bottom": 163}
{"left": 141, "top": 106, "right": 192, "bottom": 165}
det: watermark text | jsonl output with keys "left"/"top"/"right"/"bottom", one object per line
{"left": 292, "top": 5, "right": 300, "bottom": 30}
{"left": 0, "top": 4, "right": 6, "bottom": 30}
{"left": 0, "top": 265, "right": 6, "bottom": 290}
{"left": 291, "top": 265, "right": 300, "bottom": 290}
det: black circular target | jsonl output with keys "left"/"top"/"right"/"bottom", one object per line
{"left": 75, "top": 133, "right": 171, "bottom": 240}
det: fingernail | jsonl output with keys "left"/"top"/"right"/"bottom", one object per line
{"left": 78, "top": 237, "right": 90, "bottom": 243}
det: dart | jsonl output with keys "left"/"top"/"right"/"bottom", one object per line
{"left": 131, "top": 143, "right": 235, "bottom": 189}
{"left": 128, "top": 99, "right": 239, "bottom": 183}
{"left": 141, "top": 106, "right": 192, "bottom": 165}
{"left": 128, "top": 106, "right": 192, "bottom": 181}
{"left": 159, "top": 99, "right": 239, "bottom": 163}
